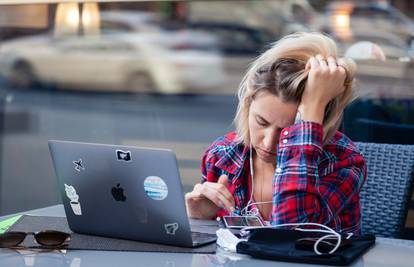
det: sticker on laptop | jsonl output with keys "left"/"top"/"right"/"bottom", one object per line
{"left": 143, "top": 176, "right": 168, "bottom": 200}
{"left": 164, "top": 222, "right": 179, "bottom": 235}
{"left": 116, "top": 150, "right": 131, "bottom": 162}
{"left": 73, "top": 159, "right": 85, "bottom": 172}
{"left": 64, "top": 184, "right": 82, "bottom": 215}
{"left": 70, "top": 258, "right": 81, "bottom": 267}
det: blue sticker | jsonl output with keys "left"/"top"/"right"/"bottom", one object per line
{"left": 143, "top": 176, "right": 168, "bottom": 200}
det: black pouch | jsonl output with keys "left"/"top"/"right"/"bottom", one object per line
{"left": 236, "top": 228, "right": 375, "bottom": 266}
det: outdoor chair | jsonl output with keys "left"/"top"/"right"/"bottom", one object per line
{"left": 356, "top": 142, "right": 414, "bottom": 238}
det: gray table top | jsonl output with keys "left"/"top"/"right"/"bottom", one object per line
{"left": 1, "top": 205, "right": 414, "bottom": 267}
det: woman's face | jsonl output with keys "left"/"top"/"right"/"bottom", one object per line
{"left": 248, "top": 91, "right": 298, "bottom": 164}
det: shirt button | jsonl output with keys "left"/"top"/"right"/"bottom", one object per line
{"left": 282, "top": 139, "right": 288, "bottom": 144}
{"left": 283, "top": 131, "right": 289, "bottom": 136}
{"left": 276, "top": 167, "right": 282, "bottom": 173}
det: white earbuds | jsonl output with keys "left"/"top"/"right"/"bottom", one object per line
{"left": 240, "top": 144, "right": 272, "bottom": 216}
{"left": 240, "top": 222, "right": 347, "bottom": 255}
{"left": 240, "top": 145, "right": 345, "bottom": 255}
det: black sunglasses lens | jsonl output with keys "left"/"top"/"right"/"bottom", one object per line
{"left": 35, "top": 231, "right": 69, "bottom": 246}
{"left": 0, "top": 232, "right": 26, "bottom": 248}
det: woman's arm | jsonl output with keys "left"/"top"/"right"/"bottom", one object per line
{"left": 269, "top": 55, "right": 366, "bottom": 232}
{"left": 185, "top": 144, "right": 235, "bottom": 219}
{"left": 270, "top": 121, "right": 366, "bottom": 228}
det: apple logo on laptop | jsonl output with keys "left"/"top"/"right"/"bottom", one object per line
{"left": 111, "top": 183, "right": 126, "bottom": 202}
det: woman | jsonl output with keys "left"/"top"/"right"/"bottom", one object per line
{"left": 185, "top": 32, "right": 366, "bottom": 234}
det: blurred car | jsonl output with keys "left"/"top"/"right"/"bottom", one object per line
{"left": 185, "top": 22, "right": 274, "bottom": 55}
{"left": 341, "top": 31, "right": 411, "bottom": 59}
{"left": 0, "top": 31, "right": 225, "bottom": 94}
{"left": 187, "top": 0, "right": 323, "bottom": 37}
{"left": 176, "top": 22, "right": 275, "bottom": 91}
{"left": 335, "top": 31, "right": 414, "bottom": 79}
{"left": 322, "top": 1, "right": 414, "bottom": 46}
{"left": 99, "top": 11, "right": 162, "bottom": 34}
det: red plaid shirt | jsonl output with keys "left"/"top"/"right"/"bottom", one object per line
{"left": 200, "top": 121, "right": 366, "bottom": 234}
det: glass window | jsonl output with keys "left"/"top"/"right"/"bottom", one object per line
{"left": 0, "top": 0, "right": 413, "bottom": 220}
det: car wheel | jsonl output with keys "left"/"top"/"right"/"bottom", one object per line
{"left": 126, "top": 72, "right": 156, "bottom": 93}
{"left": 9, "top": 61, "right": 36, "bottom": 89}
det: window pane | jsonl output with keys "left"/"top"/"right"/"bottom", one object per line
{"left": 0, "top": 0, "right": 413, "bottom": 216}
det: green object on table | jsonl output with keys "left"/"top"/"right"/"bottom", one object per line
{"left": 0, "top": 215, "right": 22, "bottom": 234}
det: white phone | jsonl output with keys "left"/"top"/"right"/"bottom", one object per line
{"left": 222, "top": 215, "right": 264, "bottom": 229}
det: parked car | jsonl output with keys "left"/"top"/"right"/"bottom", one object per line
{"left": 187, "top": 0, "right": 323, "bottom": 37}
{"left": 336, "top": 31, "right": 414, "bottom": 79}
{"left": 0, "top": 31, "right": 225, "bottom": 94}
{"left": 99, "top": 11, "right": 162, "bottom": 34}
{"left": 322, "top": 1, "right": 414, "bottom": 47}
{"left": 173, "top": 22, "right": 275, "bottom": 91}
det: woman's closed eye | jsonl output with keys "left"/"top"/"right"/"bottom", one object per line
{"left": 256, "top": 116, "right": 268, "bottom": 127}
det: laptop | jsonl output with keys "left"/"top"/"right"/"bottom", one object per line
{"left": 48, "top": 140, "right": 217, "bottom": 247}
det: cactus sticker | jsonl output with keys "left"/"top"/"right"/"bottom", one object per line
{"left": 64, "top": 184, "right": 82, "bottom": 215}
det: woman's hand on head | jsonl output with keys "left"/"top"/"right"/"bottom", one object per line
{"left": 185, "top": 174, "right": 235, "bottom": 219}
{"left": 298, "top": 55, "right": 347, "bottom": 124}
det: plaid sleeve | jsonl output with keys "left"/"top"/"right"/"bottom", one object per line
{"left": 270, "top": 121, "right": 366, "bottom": 233}
{"left": 200, "top": 132, "right": 238, "bottom": 184}
{"left": 199, "top": 140, "right": 229, "bottom": 218}
{"left": 199, "top": 133, "right": 243, "bottom": 218}
{"left": 200, "top": 146, "right": 219, "bottom": 183}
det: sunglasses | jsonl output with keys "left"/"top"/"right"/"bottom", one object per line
{"left": 0, "top": 230, "right": 71, "bottom": 248}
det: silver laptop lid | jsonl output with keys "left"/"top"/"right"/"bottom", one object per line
{"left": 48, "top": 140, "right": 195, "bottom": 247}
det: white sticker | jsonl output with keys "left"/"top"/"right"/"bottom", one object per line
{"left": 143, "top": 176, "right": 168, "bottom": 200}
{"left": 164, "top": 222, "right": 179, "bottom": 235}
{"left": 73, "top": 159, "right": 85, "bottom": 172}
{"left": 64, "top": 184, "right": 82, "bottom": 215}
{"left": 116, "top": 150, "right": 131, "bottom": 161}
{"left": 70, "top": 258, "right": 81, "bottom": 267}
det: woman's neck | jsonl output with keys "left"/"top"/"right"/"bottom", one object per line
{"left": 253, "top": 151, "right": 276, "bottom": 170}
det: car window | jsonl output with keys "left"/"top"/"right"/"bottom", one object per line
{"left": 100, "top": 20, "right": 134, "bottom": 34}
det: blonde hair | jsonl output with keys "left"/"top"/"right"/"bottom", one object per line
{"left": 234, "top": 32, "right": 356, "bottom": 146}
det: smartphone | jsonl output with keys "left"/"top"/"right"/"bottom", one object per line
{"left": 222, "top": 215, "right": 264, "bottom": 229}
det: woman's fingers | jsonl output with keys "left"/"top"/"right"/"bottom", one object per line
{"left": 311, "top": 55, "right": 342, "bottom": 73}
{"left": 204, "top": 183, "right": 235, "bottom": 211}
{"left": 311, "top": 55, "right": 346, "bottom": 81}
{"left": 212, "top": 180, "right": 234, "bottom": 202}
{"left": 327, "top": 56, "right": 338, "bottom": 72}
{"left": 336, "top": 58, "right": 348, "bottom": 78}
{"left": 315, "top": 54, "right": 328, "bottom": 68}
{"left": 216, "top": 185, "right": 235, "bottom": 209}
{"left": 191, "top": 182, "right": 235, "bottom": 212}
{"left": 308, "top": 56, "right": 319, "bottom": 70}
{"left": 186, "top": 184, "right": 203, "bottom": 199}
{"left": 302, "top": 55, "right": 349, "bottom": 110}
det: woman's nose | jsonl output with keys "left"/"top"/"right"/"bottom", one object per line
{"left": 263, "top": 131, "right": 279, "bottom": 151}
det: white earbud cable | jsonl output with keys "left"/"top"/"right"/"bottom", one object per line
{"left": 240, "top": 222, "right": 343, "bottom": 255}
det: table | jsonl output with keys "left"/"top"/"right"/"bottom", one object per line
{"left": 1, "top": 205, "right": 414, "bottom": 267}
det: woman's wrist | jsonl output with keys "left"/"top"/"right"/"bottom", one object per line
{"left": 298, "top": 103, "right": 326, "bottom": 125}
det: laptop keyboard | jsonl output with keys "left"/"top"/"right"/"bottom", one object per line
{"left": 191, "top": 231, "right": 217, "bottom": 244}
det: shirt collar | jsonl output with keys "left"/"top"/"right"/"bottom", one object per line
{"left": 214, "top": 140, "right": 249, "bottom": 180}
